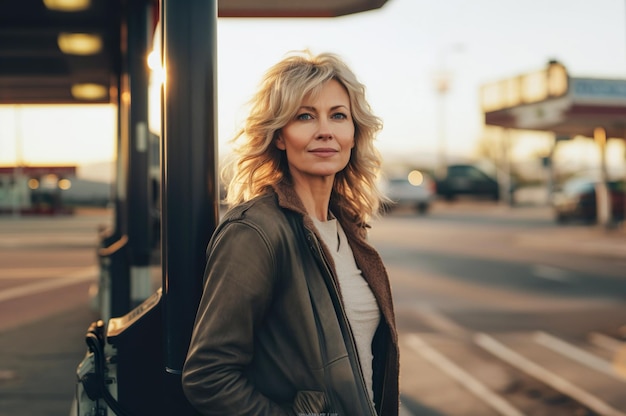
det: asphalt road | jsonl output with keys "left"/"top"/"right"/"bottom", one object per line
{"left": 1, "top": 203, "right": 625, "bottom": 416}
{"left": 371, "top": 202, "right": 626, "bottom": 416}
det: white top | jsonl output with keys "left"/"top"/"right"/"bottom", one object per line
{"left": 312, "top": 217, "right": 380, "bottom": 405}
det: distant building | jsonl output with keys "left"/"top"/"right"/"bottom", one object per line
{"left": 0, "top": 165, "right": 77, "bottom": 215}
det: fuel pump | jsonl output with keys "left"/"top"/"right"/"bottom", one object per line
{"left": 73, "top": 290, "right": 164, "bottom": 416}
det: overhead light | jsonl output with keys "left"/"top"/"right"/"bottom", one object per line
{"left": 58, "top": 179, "right": 72, "bottom": 190}
{"left": 58, "top": 33, "right": 102, "bottom": 55}
{"left": 43, "top": 0, "right": 91, "bottom": 12}
{"left": 28, "top": 179, "right": 40, "bottom": 190}
{"left": 71, "top": 83, "right": 108, "bottom": 100}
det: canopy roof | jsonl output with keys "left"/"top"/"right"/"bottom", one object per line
{"left": 0, "top": 0, "right": 387, "bottom": 105}
{"left": 481, "top": 61, "right": 626, "bottom": 139}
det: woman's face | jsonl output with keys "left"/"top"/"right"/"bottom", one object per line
{"left": 276, "top": 79, "right": 355, "bottom": 182}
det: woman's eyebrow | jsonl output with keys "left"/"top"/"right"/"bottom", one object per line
{"left": 298, "top": 104, "right": 349, "bottom": 111}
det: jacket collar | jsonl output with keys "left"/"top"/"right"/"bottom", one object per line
{"left": 271, "top": 180, "right": 366, "bottom": 240}
{"left": 271, "top": 180, "right": 308, "bottom": 217}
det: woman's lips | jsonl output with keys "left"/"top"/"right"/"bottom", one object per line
{"left": 309, "top": 148, "right": 338, "bottom": 157}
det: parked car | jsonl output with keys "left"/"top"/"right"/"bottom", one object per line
{"left": 380, "top": 170, "right": 436, "bottom": 214}
{"left": 552, "top": 177, "right": 625, "bottom": 223}
{"left": 435, "top": 163, "right": 505, "bottom": 201}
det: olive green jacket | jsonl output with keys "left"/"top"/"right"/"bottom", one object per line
{"left": 182, "top": 181, "right": 399, "bottom": 415}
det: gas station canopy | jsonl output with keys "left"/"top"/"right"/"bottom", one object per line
{"left": 0, "top": 0, "right": 387, "bottom": 105}
{"left": 481, "top": 61, "right": 626, "bottom": 140}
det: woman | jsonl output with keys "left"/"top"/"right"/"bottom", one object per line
{"left": 182, "top": 50, "right": 399, "bottom": 416}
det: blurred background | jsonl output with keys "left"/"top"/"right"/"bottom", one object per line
{"left": 1, "top": 1, "right": 626, "bottom": 415}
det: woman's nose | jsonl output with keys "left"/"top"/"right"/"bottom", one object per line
{"left": 316, "top": 118, "right": 333, "bottom": 139}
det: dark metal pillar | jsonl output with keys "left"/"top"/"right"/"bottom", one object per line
{"left": 127, "top": 0, "right": 155, "bottom": 306}
{"left": 161, "top": 0, "right": 218, "bottom": 410}
{"left": 102, "top": 14, "right": 131, "bottom": 320}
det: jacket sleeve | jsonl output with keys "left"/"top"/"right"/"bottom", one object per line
{"left": 181, "top": 221, "right": 292, "bottom": 416}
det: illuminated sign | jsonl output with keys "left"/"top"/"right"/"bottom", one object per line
{"left": 480, "top": 61, "right": 569, "bottom": 112}
{"left": 570, "top": 78, "right": 626, "bottom": 105}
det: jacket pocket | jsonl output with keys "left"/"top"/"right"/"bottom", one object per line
{"left": 292, "top": 390, "right": 329, "bottom": 415}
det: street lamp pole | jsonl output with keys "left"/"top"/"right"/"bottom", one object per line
{"left": 434, "top": 44, "right": 463, "bottom": 178}
{"left": 435, "top": 71, "right": 450, "bottom": 178}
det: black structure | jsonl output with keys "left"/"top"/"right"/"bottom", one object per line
{"left": 160, "top": 0, "right": 218, "bottom": 378}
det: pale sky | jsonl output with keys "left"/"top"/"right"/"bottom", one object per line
{"left": 1, "top": 0, "right": 625, "bottom": 178}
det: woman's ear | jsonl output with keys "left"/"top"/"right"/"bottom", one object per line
{"left": 275, "top": 134, "right": 286, "bottom": 150}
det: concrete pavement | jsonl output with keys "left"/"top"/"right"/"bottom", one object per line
{"left": 0, "top": 204, "right": 624, "bottom": 416}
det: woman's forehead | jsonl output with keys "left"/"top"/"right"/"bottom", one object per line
{"left": 300, "top": 79, "right": 349, "bottom": 103}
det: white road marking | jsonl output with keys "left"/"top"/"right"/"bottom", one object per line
{"left": 475, "top": 332, "right": 626, "bottom": 416}
{"left": 588, "top": 332, "right": 626, "bottom": 381}
{"left": 588, "top": 332, "right": 625, "bottom": 354}
{"left": 533, "top": 331, "right": 626, "bottom": 382}
{"left": 0, "top": 266, "right": 97, "bottom": 303}
{"left": 531, "top": 264, "right": 571, "bottom": 282}
{"left": 407, "top": 334, "right": 524, "bottom": 416}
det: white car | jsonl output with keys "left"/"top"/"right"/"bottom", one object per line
{"left": 380, "top": 170, "right": 436, "bottom": 214}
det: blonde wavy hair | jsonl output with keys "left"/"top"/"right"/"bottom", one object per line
{"left": 222, "top": 50, "right": 386, "bottom": 223}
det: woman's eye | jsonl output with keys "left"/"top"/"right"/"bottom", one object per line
{"left": 331, "top": 112, "right": 348, "bottom": 120}
{"left": 296, "top": 113, "right": 313, "bottom": 120}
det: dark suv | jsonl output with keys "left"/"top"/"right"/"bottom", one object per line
{"left": 435, "top": 164, "right": 501, "bottom": 201}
